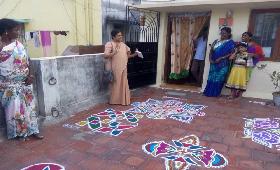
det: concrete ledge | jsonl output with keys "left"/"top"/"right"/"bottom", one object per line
{"left": 243, "top": 61, "right": 279, "bottom": 100}
{"left": 31, "top": 54, "right": 109, "bottom": 118}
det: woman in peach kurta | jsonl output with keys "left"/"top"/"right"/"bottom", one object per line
{"left": 104, "top": 30, "right": 137, "bottom": 105}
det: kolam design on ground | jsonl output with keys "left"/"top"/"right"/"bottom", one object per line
{"left": 63, "top": 108, "right": 143, "bottom": 136}
{"left": 142, "top": 135, "right": 228, "bottom": 170}
{"left": 21, "top": 163, "right": 65, "bottom": 170}
{"left": 243, "top": 118, "right": 280, "bottom": 150}
{"left": 127, "top": 97, "right": 207, "bottom": 123}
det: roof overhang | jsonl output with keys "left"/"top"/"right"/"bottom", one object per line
{"left": 133, "top": 0, "right": 280, "bottom": 12}
{"left": 0, "top": 18, "right": 31, "bottom": 23}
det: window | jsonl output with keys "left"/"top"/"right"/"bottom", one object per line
{"left": 249, "top": 9, "right": 280, "bottom": 61}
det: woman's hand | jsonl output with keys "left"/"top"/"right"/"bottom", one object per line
{"left": 215, "top": 57, "right": 223, "bottom": 63}
{"left": 229, "top": 53, "right": 236, "bottom": 60}
{"left": 24, "top": 75, "right": 34, "bottom": 85}
{"left": 248, "top": 52, "right": 257, "bottom": 58}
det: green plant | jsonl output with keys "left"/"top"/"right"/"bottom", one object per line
{"left": 270, "top": 71, "right": 280, "bottom": 94}
{"left": 169, "top": 69, "right": 189, "bottom": 80}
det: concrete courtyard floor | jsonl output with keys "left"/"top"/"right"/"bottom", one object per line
{"left": 0, "top": 87, "right": 280, "bottom": 170}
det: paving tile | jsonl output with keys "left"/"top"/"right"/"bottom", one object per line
{"left": 98, "top": 161, "right": 133, "bottom": 170}
{"left": 242, "top": 140, "right": 266, "bottom": 151}
{"left": 264, "top": 162, "right": 280, "bottom": 170}
{"left": 78, "top": 157, "right": 107, "bottom": 170}
{"left": 124, "top": 156, "right": 144, "bottom": 167}
{"left": 223, "top": 135, "right": 243, "bottom": 146}
{"left": 252, "top": 150, "right": 280, "bottom": 162}
{"left": 210, "top": 142, "right": 229, "bottom": 154}
{"left": 0, "top": 87, "right": 279, "bottom": 170}
{"left": 201, "top": 133, "right": 223, "bottom": 143}
{"left": 238, "top": 160, "right": 265, "bottom": 170}
{"left": 140, "top": 159, "right": 165, "bottom": 170}
{"left": 69, "top": 140, "right": 93, "bottom": 152}
{"left": 229, "top": 146, "right": 251, "bottom": 159}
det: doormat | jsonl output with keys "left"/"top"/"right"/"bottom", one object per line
{"left": 63, "top": 109, "right": 143, "bottom": 136}
{"left": 142, "top": 135, "right": 228, "bottom": 169}
{"left": 21, "top": 163, "right": 65, "bottom": 170}
{"left": 126, "top": 97, "right": 207, "bottom": 123}
{"left": 165, "top": 91, "right": 187, "bottom": 97}
{"left": 243, "top": 118, "right": 280, "bottom": 150}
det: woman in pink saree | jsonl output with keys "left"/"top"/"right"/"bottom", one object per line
{"left": 0, "top": 19, "right": 43, "bottom": 140}
{"left": 104, "top": 30, "right": 138, "bottom": 105}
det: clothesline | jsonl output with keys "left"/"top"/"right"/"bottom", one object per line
{"left": 168, "top": 12, "right": 211, "bottom": 18}
{"left": 24, "top": 31, "right": 59, "bottom": 57}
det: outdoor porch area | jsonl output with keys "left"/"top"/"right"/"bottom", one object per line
{"left": 0, "top": 87, "right": 279, "bottom": 170}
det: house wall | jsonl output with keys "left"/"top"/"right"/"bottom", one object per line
{"left": 0, "top": 0, "right": 102, "bottom": 58}
{"left": 156, "top": 7, "right": 280, "bottom": 100}
{"left": 243, "top": 61, "right": 279, "bottom": 99}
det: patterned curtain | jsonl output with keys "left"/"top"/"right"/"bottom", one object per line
{"left": 169, "top": 15, "right": 209, "bottom": 80}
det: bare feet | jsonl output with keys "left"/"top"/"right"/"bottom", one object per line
{"left": 227, "top": 96, "right": 235, "bottom": 100}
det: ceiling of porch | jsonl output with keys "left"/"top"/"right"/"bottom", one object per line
{"left": 133, "top": 0, "right": 280, "bottom": 12}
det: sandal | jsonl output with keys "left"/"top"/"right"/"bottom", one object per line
{"left": 227, "top": 96, "right": 234, "bottom": 100}
{"left": 19, "top": 137, "right": 30, "bottom": 141}
{"left": 32, "top": 133, "right": 44, "bottom": 140}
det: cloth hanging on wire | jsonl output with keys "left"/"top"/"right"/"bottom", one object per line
{"left": 40, "top": 31, "right": 52, "bottom": 57}
{"left": 33, "top": 31, "right": 41, "bottom": 48}
{"left": 40, "top": 31, "right": 51, "bottom": 46}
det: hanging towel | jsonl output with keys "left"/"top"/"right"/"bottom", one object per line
{"left": 25, "top": 32, "right": 31, "bottom": 41}
{"left": 33, "top": 31, "right": 41, "bottom": 47}
{"left": 40, "top": 31, "right": 51, "bottom": 46}
{"left": 42, "top": 46, "right": 51, "bottom": 57}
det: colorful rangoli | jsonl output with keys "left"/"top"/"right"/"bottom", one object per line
{"left": 127, "top": 97, "right": 206, "bottom": 123}
{"left": 21, "top": 163, "right": 65, "bottom": 170}
{"left": 142, "top": 135, "right": 228, "bottom": 170}
{"left": 243, "top": 118, "right": 280, "bottom": 150}
{"left": 63, "top": 109, "right": 143, "bottom": 136}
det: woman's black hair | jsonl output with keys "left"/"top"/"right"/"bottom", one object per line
{"left": 0, "top": 19, "right": 20, "bottom": 36}
{"left": 221, "top": 26, "right": 232, "bottom": 39}
{"left": 111, "top": 29, "right": 121, "bottom": 39}
{"left": 242, "top": 31, "right": 253, "bottom": 37}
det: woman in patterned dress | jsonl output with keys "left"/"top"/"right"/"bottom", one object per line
{"left": 0, "top": 19, "right": 43, "bottom": 140}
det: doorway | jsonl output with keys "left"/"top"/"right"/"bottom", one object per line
{"left": 126, "top": 6, "right": 160, "bottom": 89}
{"left": 164, "top": 12, "right": 211, "bottom": 88}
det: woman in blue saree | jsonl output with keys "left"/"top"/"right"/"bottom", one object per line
{"left": 203, "top": 27, "right": 235, "bottom": 97}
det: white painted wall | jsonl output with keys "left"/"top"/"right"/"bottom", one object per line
{"left": 156, "top": 12, "right": 168, "bottom": 85}
{"left": 243, "top": 61, "right": 279, "bottom": 99}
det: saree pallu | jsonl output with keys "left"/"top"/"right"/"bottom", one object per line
{"left": 0, "top": 41, "right": 39, "bottom": 139}
{"left": 203, "top": 39, "right": 235, "bottom": 97}
{"left": 203, "top": 64, "right": 229, "bottom": 96}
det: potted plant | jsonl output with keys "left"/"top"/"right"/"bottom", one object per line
{"left": 270, "top": 70, "right": 280, "bottom": 107}
{"left": 257, "top": 64, "right": 280, "bottom": 107}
